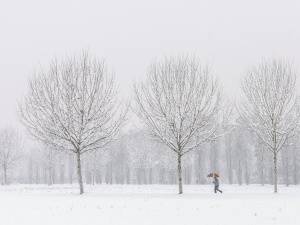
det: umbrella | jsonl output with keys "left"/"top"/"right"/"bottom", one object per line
{"left": 207, "top": 173, "right": 219, "bottom": 178}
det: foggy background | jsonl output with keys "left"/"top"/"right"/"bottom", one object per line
{"left": 1, "top": 0, "right": 300, "bottom": 129}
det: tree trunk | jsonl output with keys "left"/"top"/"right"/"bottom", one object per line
{"left": 274, "top": 152, "right": 278, "bottom": 193}
{"left": 92, "top": 170, "right": 95, "bottom": 185}
{"left": 143, "top": 168, "right": 147, "bottom": 184}
{"left": 177, "top": 154, "right": 183, "bottom": 194}
{"left": 76, "top": 151, "right": 84, "bottom": 194}
{"left": 110, "top": 161, "right": 113, "bottom": 184}
{"left": 4, "top": 168, "right": 7, "bottom": 185}
{"left": 238, "top": 160, "right": 242, "bottom": 185}
{"left": 69, "top": 155, "right": 73, "bottom": 185}
{"left": 52, "top": 167, "right": 56, "bottom": 184}
{"left": 44, "top": 169, "right": 47, "bottom": 184}
{"left": 36, "top": 165, "right": 39, "bottom": 184}
{"left": 285, "top": 150, "right": 289, "bottom": 187}
{"left": 28, "top": 160, "right": 33, "bottom": 184}
{"left": 229, "top": 150, "right": 232, "bottom": 185}
{"left": 48, "top": 168, "right": 52, "bottom": 185}
{"left": 198, "top": 151, "right": 202, "bottom": 184}
{"left": 98, "top": 169, "right": 102, "bottom": 184}
{"left": 269, "top": 155, "right": 274, "bottom": 185}
{"left": 126, "top": 167, "right": 130, "bottom": 184}
{"left": 293, "top": 151, "right": 298, "bottom": 185}
{"left": 261, "top": 151, "right": 264, "bottom": 186}
{"left": 149, "top": 168, "right": 153, "bottom": 184}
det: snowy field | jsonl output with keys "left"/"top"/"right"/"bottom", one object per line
{"left": 0, "top": 184, "right": 299, "bottom": 225}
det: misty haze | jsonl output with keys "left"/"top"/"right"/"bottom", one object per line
{"left": 1, "top": 1, "right": 300, "bottom": 225}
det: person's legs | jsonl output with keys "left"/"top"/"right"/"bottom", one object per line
{"left": 214, "top": 185, "right": 217, "bottom": 193}
{"left": 216, "top": 186, "right": 222, "bottom": 193}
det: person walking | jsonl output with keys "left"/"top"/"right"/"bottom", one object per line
{"left": 213, "top": 177, "right": 222, "bottom": 193}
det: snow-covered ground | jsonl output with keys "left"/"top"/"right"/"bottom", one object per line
{"left": 0, "top": 184, "right": 299, "bottom": 225}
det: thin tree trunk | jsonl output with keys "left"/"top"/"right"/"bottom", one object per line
{"left": 110, "top": 160, "right": 113, "bottom": 184}
{"left": 285, "top": 150, "right": 289, "bottom": 187}
{"left": 98, "top": 169, "right": 102, "bottom": 184}
{"left": 76, "top": 151, "right": 84, "bottom": 194}
{"left": 178, "top": 154, "right": 183, "bottom": 194}
{"left": 48, "top": 168, "right": 52, "bottom": 185}
{"left": 293, "top": 150, "right": 298, "bottom": 185}
{"left": 269, "top": 155, "right": 274, "bottom": 185}
{"left": 92, "top": 171, "right": 95, "bottom": 185}
{"left": 149, "top": 168, "right": 153, "bottom": 184}
{"left": 229, "top": 149, "right": 232, "bottom": 185}
{"left": 4, "top": 168, "right": 7, "bottom": 185}
{"left": 238, "top": 160, "right": 242, "bottom": 185}
{"left": 143, "top": 168, "right": 147, "bottom": 184}
{"left": 261, "top": 150, "right": 264, "bottom": 186}
{"left": 36, "top": 165, "right": 39, "bottom": 184}
{"left": 198, "top": 151, "right": 201, "bottom": 184}
{"left": 245, "top": 159, "right": 249, "bottom": 185}
{"left": 69, "top": 155, "right": 73, "bottom": 185}
{"left": 274, "top": 152, "right": 278, "bottom": 193}
{"left": 44, "top": 169, "right": 47, "bottom": 184}
{"left": 126, "top": 167, "right": 130, "bottom": 184}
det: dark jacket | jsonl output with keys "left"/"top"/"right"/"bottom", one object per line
{"left": 213, "top": 178, "right": 219, "bottom": 186}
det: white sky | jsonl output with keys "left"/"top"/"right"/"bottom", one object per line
{"left": 1, "top": 0, "right": 300, "bottom": 129}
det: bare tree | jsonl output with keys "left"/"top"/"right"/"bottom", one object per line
{"left": 133, "top": 55, "right": 231, "bottom": 194}
{"left": 238, "top": 59, "right": 300, "bottom": 193}
{"left": 18, "top": 52, "right": 127, "bottom": 194}
{"left": 0, "top": 128, "right": 24, "bottom": 185}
